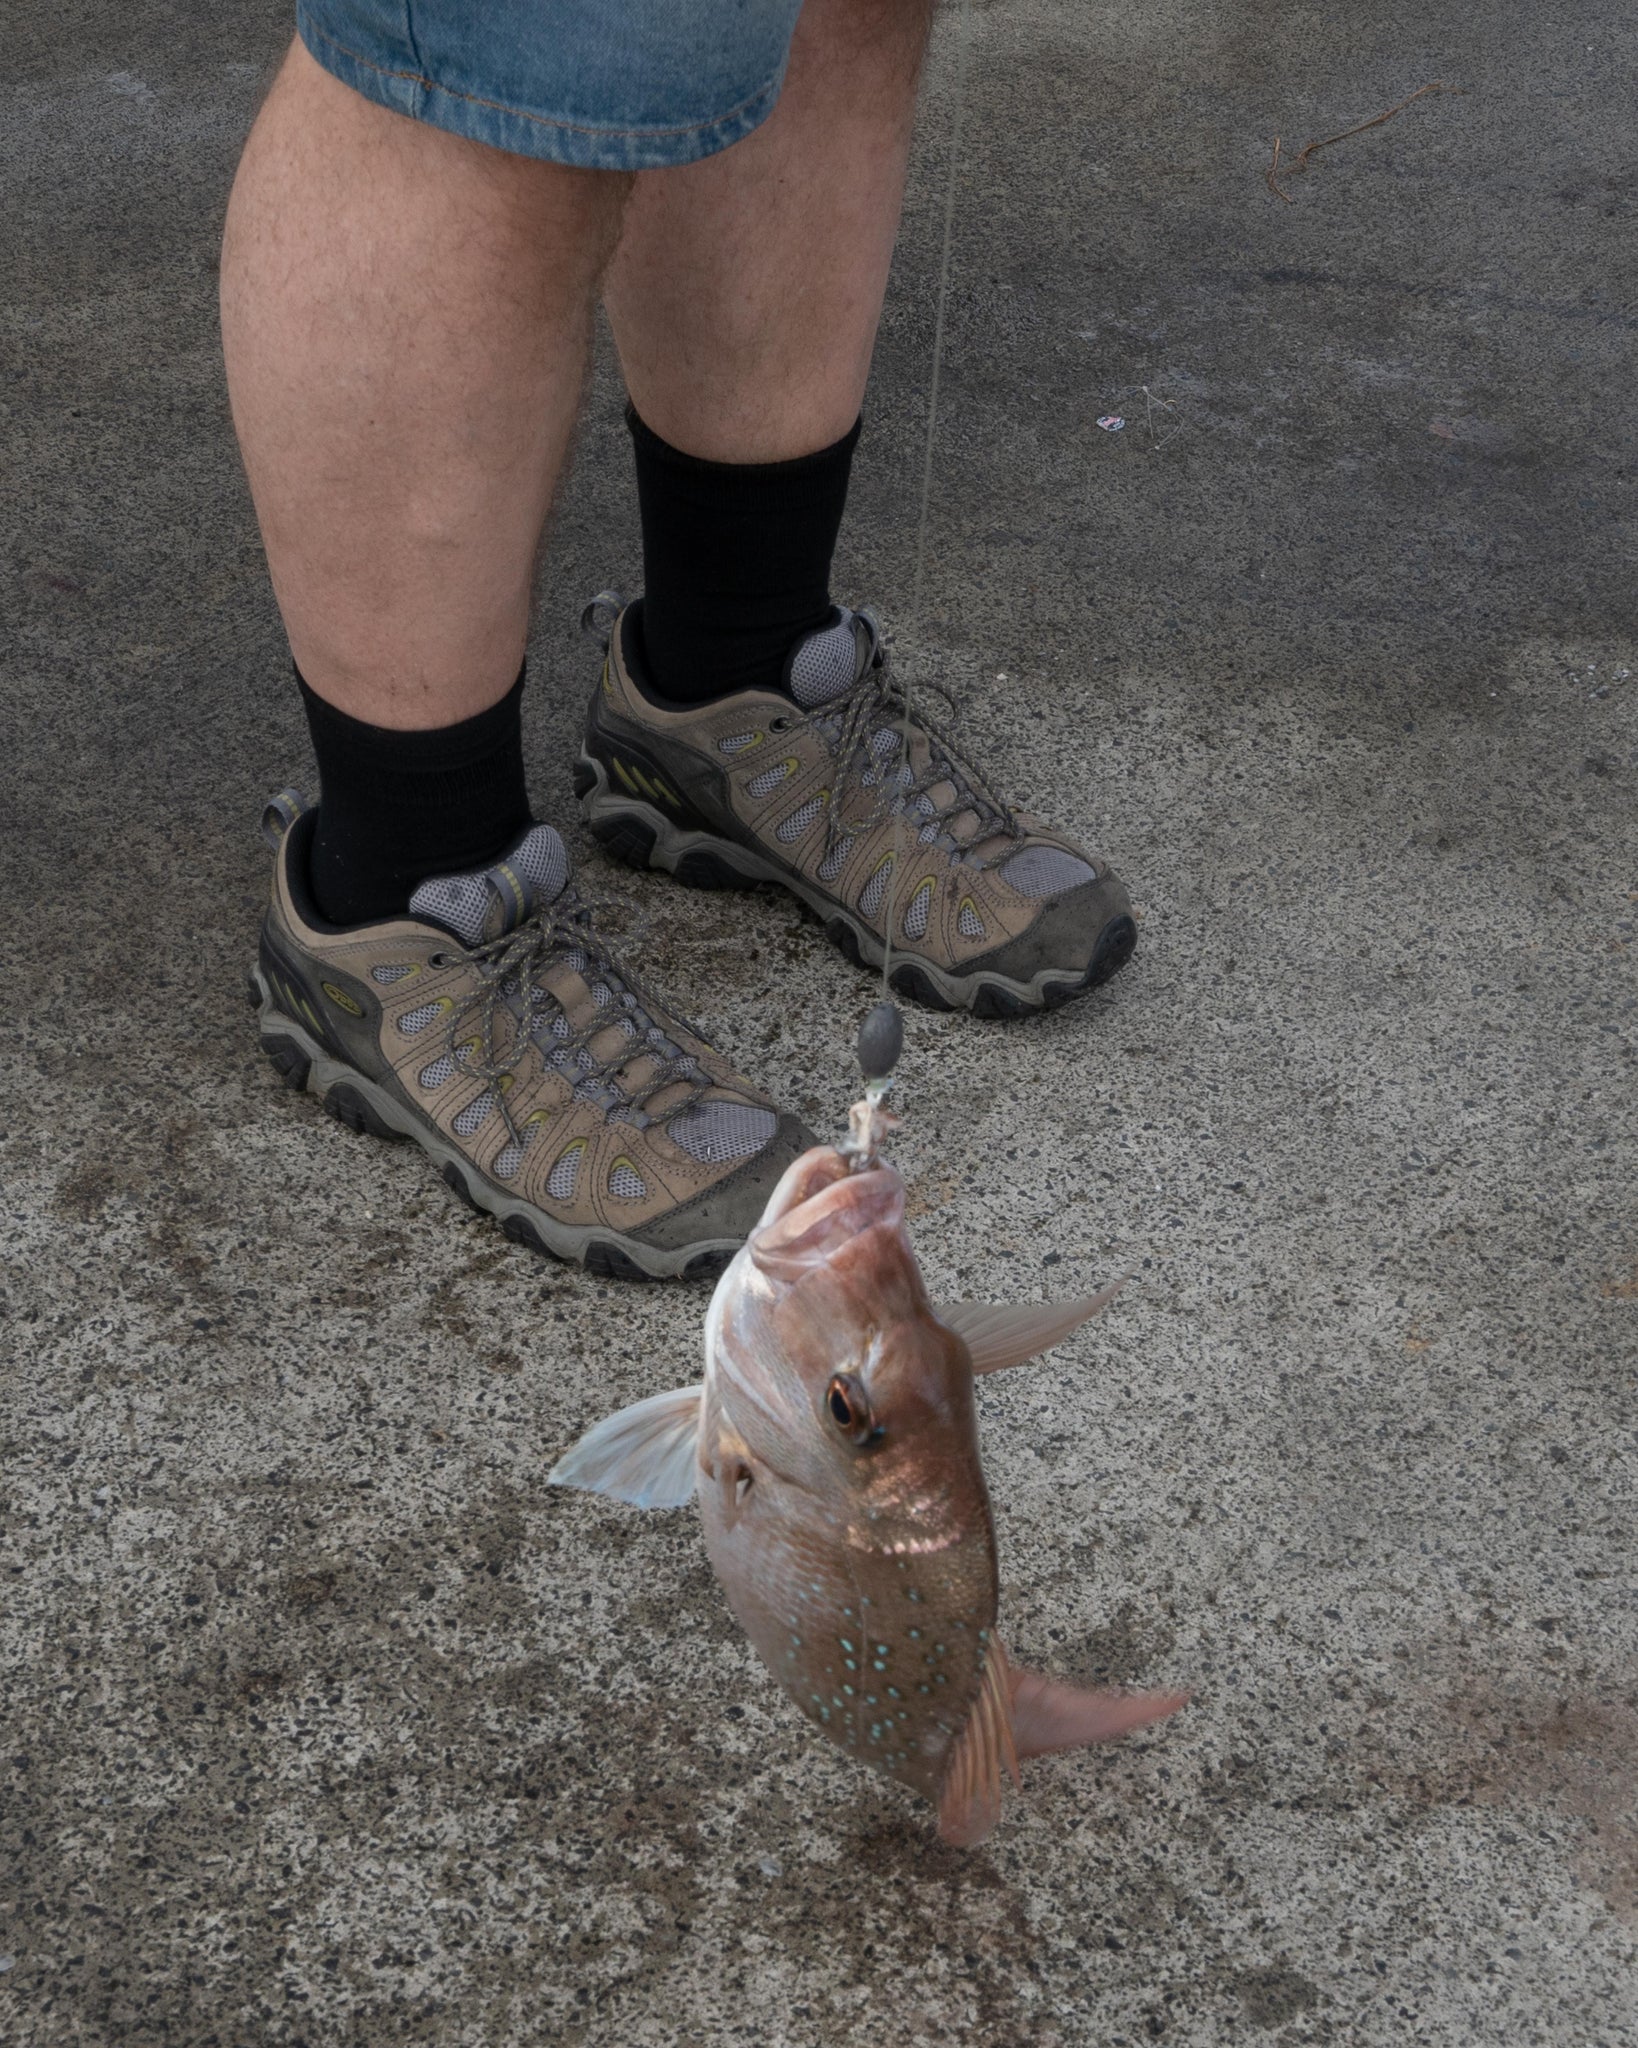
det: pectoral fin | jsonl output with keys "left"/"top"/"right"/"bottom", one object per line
{"left": 935, "top": 1282, "right": 1127, "bottom": 1376}
{"left": 547, "top": 1386, "right": 703, "bottom": 1508}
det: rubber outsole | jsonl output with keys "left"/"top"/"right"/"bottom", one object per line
{"left": 575, "top": 755, "right": 1137, "bottom": 1019}
{"left": 248, "top": 970, "right": 737, "bottom": 1282}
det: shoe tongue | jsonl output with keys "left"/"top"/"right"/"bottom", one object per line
{"left": 408, "top": 823, "right": 571, "bottom": 946}
{"left": 784, "top": 608, "right": 874, "bottom": 709}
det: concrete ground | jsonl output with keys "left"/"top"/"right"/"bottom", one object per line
{"left": 4, "top": 0, "right": 1635, "bottom": 2040}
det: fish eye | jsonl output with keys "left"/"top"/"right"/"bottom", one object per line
{"left": 825, "top": 1374, "right": 878, "bottom": 1446}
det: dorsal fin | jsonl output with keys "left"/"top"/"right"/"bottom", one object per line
{"left": 547, "top": 1385, "right": 702, "bottom": 1508}
{"left": 936, "top": 1634, "right": 1021, "bottom": 1848}
{"left": 935, "top": 1281, "right": 1126, "bottom": 1376}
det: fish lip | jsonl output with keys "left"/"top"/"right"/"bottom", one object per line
{"left": 751, "top": 1143, "right": 852, "bottom": 1232}
{"left": 749, "top": 1165, "right": 905, "bottom": 1278}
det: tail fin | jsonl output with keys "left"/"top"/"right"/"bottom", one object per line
{"left": 937, "top": 1637, "right": 1186, "bottom": 1848}
{"left": 1010, "top": 1668, "right": 1188, "bottom": 1758}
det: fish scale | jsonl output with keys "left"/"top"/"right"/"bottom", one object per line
{"left": 705, "top": 1449, "right": 992, "bottom": 1796}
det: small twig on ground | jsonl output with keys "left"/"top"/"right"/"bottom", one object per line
{"left": 1141, "top": 385, "right": 1183, "bottom": 452}
{"left": 1266, "top": 81, "right": 1463, "bottom": 202}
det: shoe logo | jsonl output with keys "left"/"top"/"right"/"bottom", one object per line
{"left": 321, "top": 980, "right": 364, "bottom": 1017}
{"left": 611, "top": 755, "right": 685, "bottom": 813}
{"left": 266, "top": 965, "right": 332, "bottom": 1046}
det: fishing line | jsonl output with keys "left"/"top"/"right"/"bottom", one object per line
{"left": 871, "top": 0, "right": 973, "bottom": 1067}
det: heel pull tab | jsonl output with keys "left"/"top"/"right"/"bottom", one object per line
{"left": 261, "top": 787, "right": 311, "bottom": 851}
{"left": 579, "top": 590, "right": 624, "bottom": 652}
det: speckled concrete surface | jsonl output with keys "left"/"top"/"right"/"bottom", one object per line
{"left": 4, "top": 1, "right": 1636, "bottom": 2042}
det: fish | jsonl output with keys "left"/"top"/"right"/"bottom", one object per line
{"left": 549, "top": 1111, "right": 1186, "bottom": 1846}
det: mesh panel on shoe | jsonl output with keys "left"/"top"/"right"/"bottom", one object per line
{"left": 958, "top": 899, "right": 986, "bottom": 940}
{"left": 400, "top": 1001, "right": 443, "bottom": 1036}
{"left": 859, "top": 855, "right": 894, "bottom": 919}
{"left": 372, "top": 964, "right": 414, "bottom": 984}
{"left": 410, "top": 871, "right": 493, "bottom": 947}
{"left": 746, "top": 759, "right": 793, "bottom": 800}
{"left": 1002, "top": 846, "right": 1097, "bottom": 900}
{"left": 718, "top": 732, "right": 760, "bottom": 754}
{"left": 453, "top": 1089, "right": 496, "bottom": 1137}
{"left": 419, "top": 1052, "right": 456, "bottom": 1090}
{"left": 511, "top": 825, "right": 570, "bottom": 910}
{"left": 494, "top": 1132, "right": 529, "bottom": 1180}
{"left": 904, "top": 878, "right": 934, "bottom": 941}
{"left": 669, "top": 1100, "right": 776, "bottom": 1165}
{"left": 547, "top": 1142, "right": 584, "bottom": 1201}
{"left": 776, "top": 794, "right": 826, "bottom": 844}
{"left": 787, "top": 611, "right": 862, "bottom": 708}
{"left": 409, "top": 824, "right": 571, "bottom": 946}
{"left": 608, "top": 1159, "right": 647, "bottom": 1201}
{"left": 818, "top": 840, "right": 849, "bottom": 882}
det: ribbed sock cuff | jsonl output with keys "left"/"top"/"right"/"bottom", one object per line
{"left": 295, "top": 665, "right": 532, "bottom": 924}
{"left": 628, "top": 407, "right": 861, "bottom": 703}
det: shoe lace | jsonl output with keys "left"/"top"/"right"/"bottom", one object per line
{"left": 793, "top": 626, "right": 1028, "bottom": 873}
{"left": 439, "top": 887, "right": 726, "bottom": 1149}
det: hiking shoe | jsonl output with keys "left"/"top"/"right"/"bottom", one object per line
{"left": 250, "top": 790, "right": 812, "bottom": 1280}
{"left": 573, "top": 597, "right": 1136, "bottom": 1019}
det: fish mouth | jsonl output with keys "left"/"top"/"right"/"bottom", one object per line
{"left": 749, "top": 1146, "right": 904, "bottom": 1279}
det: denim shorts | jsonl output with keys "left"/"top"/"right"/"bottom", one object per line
{"left": 296, "top": 0, "right": 807, "bottom": 170}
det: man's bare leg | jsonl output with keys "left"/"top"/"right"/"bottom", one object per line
{"left": 603, "top": 0, "right": 932, "bottom": 464}
{"left": 221, "top": 37, "right": 629, "bottom": 730}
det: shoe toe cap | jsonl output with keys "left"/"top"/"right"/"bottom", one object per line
{"left": 965, "top": 867, "right": 1137, "bottom": 1000}
{"left": 632, "top": 1111, "right": 818, "bottom": 1257}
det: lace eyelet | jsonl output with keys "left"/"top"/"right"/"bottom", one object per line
{"left": 769, "top": 714, "right": 792, "bottom": 733}
{"left": 429, "top": 951, "right": 454, "bottom": 969}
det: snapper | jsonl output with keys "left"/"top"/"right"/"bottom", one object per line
{"left": 551, "top": 1075, "right": 1185, "bottom": 1846}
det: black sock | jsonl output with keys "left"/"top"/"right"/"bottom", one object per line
{"left": 296, "top": 666, "right": 532, "bottom": 927}
{"left": 628, "top": 405, "right": 860, "bottom": 703}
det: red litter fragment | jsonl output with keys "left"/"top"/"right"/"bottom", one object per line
{"left": 1429, "top": 420, "right": 1456, "bottom": 440}
{"left": 1097, "top": 415, "right": 1126, "bottom": 432}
